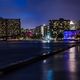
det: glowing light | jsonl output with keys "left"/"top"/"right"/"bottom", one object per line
{"left": 68, "top": 47, "right": 76, "bottom": 72}
{"left": 42, "top": 54, "right": 47, "bottom": 63}
{"left": 47, "top": 40, "right": 50, "bottom": 43}
{"left": 70, "top": 21, "right": 76, "bottom": 30}
{"left": 41, "top": 29, "right": 52, "bottom": 43}
{"left": 70, "top": 21, "right": 74, "bottom": 25}
{"left": 42, "top": 40, "right": 50, "bottom": 43}
{"left": 43, "top": 60, "right": 47, "bottom": 63}
{"left": 43, "top": 24, "right": 46, "bottom": 26}
{"left": 43, "top": 53, "right": 46, "bottom": 55}
{"left": 41, "top": 25, "right": 44, "bottom": 37}
{"left": 41, "top": 33, "right": 51, "bottom": 43}
{"left": 63, "top": 31, "right": 76, "bottom": 39}
{"left": 67, "top": 47, "right": 77, "bottom": 80}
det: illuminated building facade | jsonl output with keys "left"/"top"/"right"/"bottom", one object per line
{"left": 34, "top": 24, "right": 50, "bottom": 39}
{"left": 0, "top": 17, "right": 21, "bottom": 39}
{"left": 41, "top": 24, "right": 50, "bottom": 37}
{"left": 63, "top": 30, "right": 80, "bottom": 39}
{"left": 34, "top": 25, "right": 42, "bottom": 38}
{"left": 75, "top": 20, "right": 80, "bottom": 30}
{"left": 70, "top": 21, "right": 76, "bottom": 30}
{"left": 49, "top": 18, "right": 70, "bottom": 38}
{"left": 27, "top": 29, "right": 34, "bottom": 38}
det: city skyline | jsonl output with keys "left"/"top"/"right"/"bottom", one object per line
{"left": 0, "top": 0, "right": 80, "bottom": 28}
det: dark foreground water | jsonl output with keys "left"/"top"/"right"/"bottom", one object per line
{"left": 0, "top": 40, "right": 73, "bottom": 67}
{"left": 0, "top": 40, "right": 79, "bottom": 80}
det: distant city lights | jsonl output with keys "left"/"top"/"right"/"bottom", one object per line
{"left": 42, "top": 31, "right": 51, "bottom": 43}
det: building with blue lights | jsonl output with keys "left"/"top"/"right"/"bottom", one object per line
{"left": 63, "top": 30, "right": 80, "bottom": 39}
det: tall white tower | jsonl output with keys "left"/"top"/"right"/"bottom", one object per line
{"left": 41, "top": 24, "right": 45, "bottom": 37}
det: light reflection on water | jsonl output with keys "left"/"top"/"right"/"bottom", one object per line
{"left": 68, "top": 47, "right": 77, "bottom": 80}
{"left": 42, "top": 59, "right": 54, "bottom": 80}
{"left": 0, "top": 41, "right": 80, "bottom": 80}
{"left": 68, "top": 47, "right": 76, "bottom": 72}
{"left": 43, "top": 60, "right": 47, "bottom": 63}
{"left": 42, "top": 43, "right": 51, "bottom": 49}
{"left": 42, "top": 59, "right": 48, "bottom": 80}
{"left": 47, "top": 70, "right": 53, "bottom": 80}
{"left": 42, "top": 46, "right": 78, "bottom": 80}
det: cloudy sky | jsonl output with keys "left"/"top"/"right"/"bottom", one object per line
{"left": 0, "top": 0, "right": 80, "bottom": 28}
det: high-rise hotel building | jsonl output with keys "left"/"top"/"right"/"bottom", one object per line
{"left": 49, "top": 18, "right": 70, "bottom": 38}
{"left": 0, "top": 17, "right": 21, "bottom": 39}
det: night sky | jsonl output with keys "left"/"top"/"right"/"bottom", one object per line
{"left": 0, "top": 0, "right": 80, "bottom": 28}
